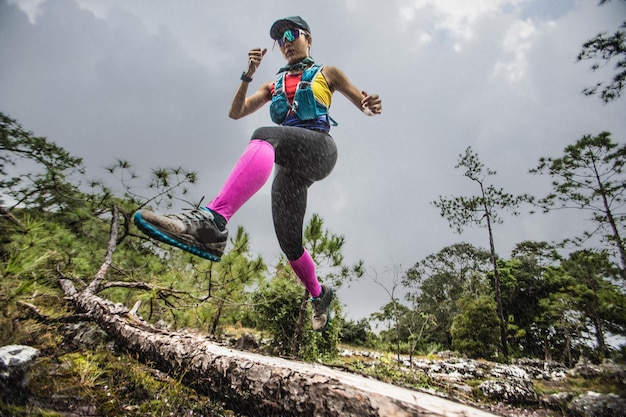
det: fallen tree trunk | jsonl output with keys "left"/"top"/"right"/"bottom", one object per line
{"left": 59, "top": 278, "right": 500, "bottom": 417}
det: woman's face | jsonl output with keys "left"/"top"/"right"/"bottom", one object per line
{"left": 278, "top": 28, "right": 311, "bottom": 64}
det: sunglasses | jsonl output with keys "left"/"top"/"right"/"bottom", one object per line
{"left": 277, "top": 29, "right": 306, "bottom": 47}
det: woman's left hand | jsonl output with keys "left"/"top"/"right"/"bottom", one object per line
{"left": 361, "top": 91, "right": 382, "bottom": 116}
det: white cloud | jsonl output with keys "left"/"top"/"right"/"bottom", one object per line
{"left": 400, "top": 0, "right": 531, "bottom": 46}
{"left": 7, "top": 0, "right": 45, "bottom": 22}
{"left": 492, "top": 18, "right": 539, "bottom": 82}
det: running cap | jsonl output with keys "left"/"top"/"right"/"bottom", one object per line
{"left": 270, "top": 16, "right": 311, "bottom": 40}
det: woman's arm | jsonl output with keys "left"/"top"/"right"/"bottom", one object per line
{"left": 228, "top": 48, "right": 272, "bottom": 120}
{"left": 322, "top": 65, "right": 382, "bottom": 116}
{"left": 228, "top": 81, "right": 272, "bottom": 120}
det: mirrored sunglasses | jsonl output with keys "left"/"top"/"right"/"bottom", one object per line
{"left": 277, "top": 29, "right": 305, "bottom": 47}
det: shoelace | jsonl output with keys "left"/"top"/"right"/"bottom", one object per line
{"left": 171, "top": 208, "right": 211, "bottom": 222}
{"left": 174, "top": 196, "right": 206, "bottom": 213}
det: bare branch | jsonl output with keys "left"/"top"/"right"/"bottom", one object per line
{"left": 100, "top": 281, "right": 155, "bottom": 291}
{"left": 86, "top": 204, "right": 119, "bottom": 294}
{"left": 0, "top": 205, "right": 25, "bottom": 229}
{"left": 17, "top": 300, "right": 91, "bottom": 323}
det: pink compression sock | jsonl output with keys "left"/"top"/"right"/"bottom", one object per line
{"left": 289, "top": 250, "right": 322, "bottom": 297}
{"left": 207, "top": 140, "right": 275, "bottom": 221}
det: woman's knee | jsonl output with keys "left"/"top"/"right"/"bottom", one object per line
{"left": 278, "top": 239, "right": 304, "bottom": 261}
{"left": 251, "top": 126, "right": 275, "bottom": 142}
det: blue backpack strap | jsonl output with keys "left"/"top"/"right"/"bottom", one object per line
{"left": 297, "top": 65, "right": 338, "bottom": 127}
{"left": 270, "top": 73, "right": 291, "bottom": 124}
{"left": 300, "top": 64, "right": 322, "bottom": 83}
{"left": 274, "top": 72, "right": 285, "bottom": 95}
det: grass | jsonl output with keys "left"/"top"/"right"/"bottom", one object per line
{"left": 0, "top": 403, "right": 63, "bottom": 417}
{"left": 534, "top": 375, "right": 625, "bottom": 397}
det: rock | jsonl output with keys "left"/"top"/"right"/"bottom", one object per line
{"left": 337, "top": 350, "right": 625, "bottom": 414}
{"left": 233, "top": 334, "right": 259, "bottom": 351}
{"left": 451, "top": 383, "right": 474, "bottom": 397}
{"left": 513, "top": 358, "right": 567, "bottom": 380}
{"left": 570, "top": 356, "right": 604, "bottom": 379}
{"left": 0, "top": 345, "right": 39, "bottom": 405}
{"left": 570, "top": 357, "right": 626, "bottom": 384}
{"left": 598, "top": 359, "right": 626, "bottom": 383}
{"left": 490, "top": 364, "right": 530, "bottom": 380}
{"left": 479, "top": 378, "right": 539, "bottom": 405}
{"left": 541, "top": 391, "right": 574, "bottom": 409}
{"left": 62, "top": 321, "right": 110, "bottom": 350}
{"left": 154, "top": 319, "right": 171, "bottom": 330}
{"left": 434, "top": 350, "right": 456, "bottom": 359}
{"left": 568, "top": 391, "right": 626, "bottom": 417}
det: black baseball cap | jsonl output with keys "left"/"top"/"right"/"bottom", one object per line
{"left": 270, "top": 16, "right": 311, "bottom": 40}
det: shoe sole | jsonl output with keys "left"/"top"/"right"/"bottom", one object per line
{"left": 133, "top": 211, "right": 222, "bottom": 262}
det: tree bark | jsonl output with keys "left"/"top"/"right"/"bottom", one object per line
{"left": 593, "top": 158, "right": 626, "bottom": 280}
{"left": 593, "top": 313, "right": 608, "bottom": 358}
{"left": 59, "top": 279, "right": 499, "bottom": 417}
{"left": 481, "top": 185, "right": 509, "bottom": 359}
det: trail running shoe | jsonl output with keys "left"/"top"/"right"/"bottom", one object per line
{"left": 311, "top": 285, "right": 334, "bottom": 332}
{"left": 133, "top": 207, "right": 228, "bottom": 261}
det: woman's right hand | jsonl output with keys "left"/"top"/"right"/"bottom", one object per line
{"left": 246, "top": 48, "right": 267, "bottom": 76}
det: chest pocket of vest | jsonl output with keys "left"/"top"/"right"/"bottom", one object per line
{"left": 293, "top": 80, "right": 318, "bottom": 120}
{"left": 270, "top": 86, "right": 291, "bottom": 124}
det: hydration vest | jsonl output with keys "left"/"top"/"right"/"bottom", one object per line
{"left": 270, "top": 64, "right": 336, "bottom": 126}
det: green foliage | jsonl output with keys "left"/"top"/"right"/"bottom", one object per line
{"left": 577, "top": 2, "right": 625, "bottom": 103}
{"left": 397, "top": 236, "right": 626, "bottom": 363}
{"left": 534, "top": 374, "right": 625, "bottom": 398}
{"left": 304, "top": 213, "right": 364, "bottom": 288}
{"left": 497, "top": 244, "right": 560, "bottom": 358}
{"left": 373, "top": 307, "right": 438, "bottom": 357}
{"left": 105, "top": 158, "right": 199, "bottom": 212}
{"left": 340, "top": 318, "right": 377, "bottom": 347}
{"left": 264, "top": 212, "right": 363, "bottom": 360}
{"left": 432, "top": 147, "right": 533, "bottom": 358}
{"left": 0, "top": 403, "right": 63, "bottom": 417}
{"left": 0, "top": 112, "right": 84, "bottom": 211}
{"left": 403, "top": 243, "right": 492, "bottom": 349}
{"left": 530, "top": 132, "right": 626, "bottom": 277}
{"left": 561, "top": 250, "right": 625, "bottom": 359}
{"left": 450, "top": 295, "right": 500, "bottom": 359}
{"left": 162, "top": 226, "right": 266, "bottom": 334}
{"left": 0, "top": 217, "right": 65, "bottom": 336}
{"left": 249, "top": 266, "right": 341, "bottom": 360}
{"left": 536, "top": 268, "right": 585, "bottom": 366}
{"left": 250, "top": 271, "right": 303, "bottom": 354}
{"left": 371, "top": 300, "right": 409, "bottom": 353}
{"left": 433, "top": 147, "right": 532, "bottom": 235}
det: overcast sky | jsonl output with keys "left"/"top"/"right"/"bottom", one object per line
{"left": 1, "top": 0, "right": 625, "bottom": 321}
